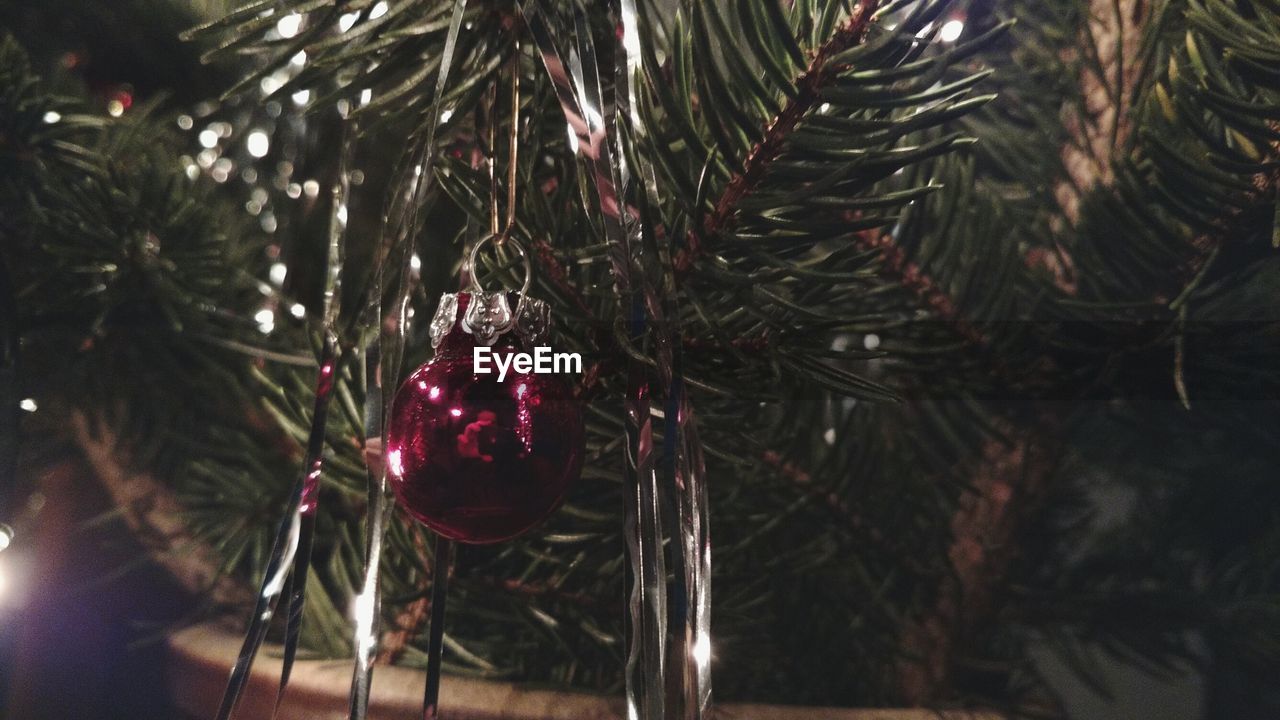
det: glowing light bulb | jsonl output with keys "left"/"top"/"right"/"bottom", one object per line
{"left": 247, "top": 130, "right": 270, "bottom": 158}
{"left": 940, "top": 19, "right": 965, "bottom": 42}
{"left": 255, "top": 309, "right": 275, "bottom": 333}
{"left": 276, "top": 13, "right": 302, "bottom": 38}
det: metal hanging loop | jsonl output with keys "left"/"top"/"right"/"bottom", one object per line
{"left": 461, "top": 234, "right": 536, "bottom": 346}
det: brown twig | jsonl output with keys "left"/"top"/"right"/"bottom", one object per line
{"left": 467, "top": 576, "right": 612, "bottom": 611}
{"left": 674, "top": 0, "right": 884, "bottom": 273}
{"left": 760, "top": 449, "right": 869, "bottom": 536}
{"left": 70, "top": 412, "right": 253, "bottom": 608}
{"left": 897, "top": 427, "right": 1059, "bottom": 704}
{"left": 852, "top": 231, "right": 990, "bottom": 350}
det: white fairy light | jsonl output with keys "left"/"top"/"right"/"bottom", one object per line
{"left": 864, "top": 333, "right": 882, "bottom": 351}
{"left": 369, "top": 1, "right": 389, "bottom": 19}
{"left": 198, "top": 129, "right": 219, "bottom": 148}
{"left": 42, "top": 111, "right": 61, "bottom": 124}
{"left": 269, "top": 262, "right": 288, "bottom": 285}
{"left": 338, "top": 12, "right": 359, "bottom": 32}
{"left": 177, "top": 114, "right": 193, "bottom": 130}
{"left": 246, "top": 130, "right": 270, "bottom": 158}
{"left": 276, "top": 13, "right": 302, "bottom": 38}
{"left": 19, "top": 398, "right": 37, "bottom": 412}
{"left": 212, "top": 157, "right": 234, "bottom": 179}
{"left": 359, "top": 88, "right": 372, "bottom": 105}
{"left": 291, "top": 89, "right": 310, "bottom": 106}
{"left": 260, "top": 74, "right": 283, "bottom": 96}
{"left": 939, "top": 19, "right": 965, "bottom": 42}
{"left": 303, "top": 180, "right": 320, "bottom": 198}
{"left": 291, "top": 50, "right": 307, "bottom": 67}
{"left": 439, "top": 108, "right": 454, "bottom": 123}
{"left": 255, "top": 308, "right": 275, "bottom": 334}
{"left": 410, "top": 253, "right": 422, "bottom": 272}
{"left": 290, "top": 303, "right": 306, "bottom": 319}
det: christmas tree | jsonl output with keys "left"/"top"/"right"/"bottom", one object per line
{"left": 2, "top": 0, "right": 1279, "bottom": 717}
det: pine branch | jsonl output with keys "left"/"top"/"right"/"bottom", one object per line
{"left": 761, "top": 449, "right": 872, "bottom": 538}
{"left": 897, "top": 426, "right": 1059, "bottom": 704}
{"left": 531, "top": 237, "right": 596, "bottom": 320}
{"left": 674, "top": 0, "right": 884, "bottom": 273}
{"left": 852, "top": 229, "right": 989, "bottom": 349}
{"left": 1186, "top": 136, "right": 1280, "bottom": 271}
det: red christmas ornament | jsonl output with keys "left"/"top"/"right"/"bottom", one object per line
{"left": 387, "top": 241, "right": 583, "bottom": 544}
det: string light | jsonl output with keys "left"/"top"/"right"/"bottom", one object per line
{"left": 260, "top": 75, "right": 284, "bottom": 95}
{"left": 247, "top": 130, "right": 270, "bottom": 158}
{"left": 269, "top": 262, "right": 288, "bottom": 285}
{"left": 940, "top": 19, "right": 965, "bottom": 42}
{"left": 255, "top": 308, "right": 275, "bottom": 334}
{"left": 276, "top": 13, "right": 302, "bottom": 38}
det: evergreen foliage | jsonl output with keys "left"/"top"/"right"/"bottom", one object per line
{"left": 2, "top": 0, "right": 1278, "bottom": 713}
